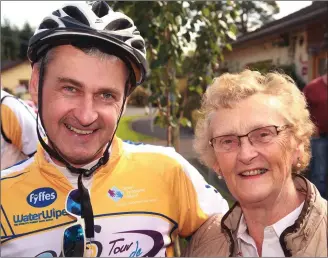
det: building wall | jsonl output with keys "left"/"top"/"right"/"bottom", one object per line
{"left": 293, "top": 30, "right": 309, "bottom": 83}
{"left": 222, "top": 36, "right": 290, "bottom": 73}
{"left": 1, "top": 61, "right": 31, "bottom": 91}
{"left": 222, "top": 29, "right": 309, "bottom": 84}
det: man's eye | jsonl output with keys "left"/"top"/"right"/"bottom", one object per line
{"left": 63, "top": 86, "right": 76, "bottom": 93}
{"left": 101, "top": 92, "right": 113, "bottom": 100}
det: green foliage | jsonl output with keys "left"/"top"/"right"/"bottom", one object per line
{"left": 1, "top": 20, "right": 34, "bottom": 60}
{"left": 127, "top": 86, "right": 151, "bottom": 107}
{"left": 108, "top": 1, "right": 240, "bottom": 148}
{"left": 235, "top": 1, "right": 279, "bottom": 34}
{"left": 248, "top": 61, "right": 306, "bottom": 90}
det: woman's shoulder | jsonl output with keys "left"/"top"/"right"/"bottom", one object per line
{"left": 183, "top": 214, "right": 230, "bottom": 257}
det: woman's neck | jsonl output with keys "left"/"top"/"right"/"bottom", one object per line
{"left": 240, "top": 176, "right": 305, "bottom": 256}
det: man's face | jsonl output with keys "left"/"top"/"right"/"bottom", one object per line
{"left": 36, "top": 45, "right": 127, "bottom": 166}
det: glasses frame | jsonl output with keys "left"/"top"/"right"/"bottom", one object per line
{"left": 62, "top": 189, "right": 92, "bottom": 257}
{"left": 209, "top": 125, "right": 290, "bottom": 152}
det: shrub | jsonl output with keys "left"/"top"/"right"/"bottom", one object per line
{"left": 127, "top": 86, "right": 150, "bottom": 107}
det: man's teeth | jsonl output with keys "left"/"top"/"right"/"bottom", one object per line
{"left": 241, "top": 169, "right": 267, "bottom": 176}
{"left": 65, "top": 124, "right": 94, "bottom": 135}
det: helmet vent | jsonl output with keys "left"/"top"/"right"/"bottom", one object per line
{"left": 92, "top": 1, "right": 111, "bottom": 18}
{"left": 63, "top": 6, "right": 90, "bottom": 26}
{"left": 39, "top": 19, "right": 59, "bottom": 30}
{"left": 131, "top": 40, "right": 145, "bottom": 53}
{"left": 52, "top": 10, "right": 61, "bottom": 17}
{"left": 105, "top": 19, "right": 132, "bottom": 31}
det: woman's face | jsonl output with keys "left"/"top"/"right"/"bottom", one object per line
{"left": 210, "top": 93, "right": 301, "bottom": 205}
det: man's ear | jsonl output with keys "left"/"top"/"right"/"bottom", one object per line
{"left": 29, "top": 65, "right": 39, "bottom": 105}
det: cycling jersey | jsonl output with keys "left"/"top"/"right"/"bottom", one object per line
{"left": 1, "top": 136, "right": 229, "bottom": 257}
{"left": 1, "top": 90, "right": 38, "bottom": 170}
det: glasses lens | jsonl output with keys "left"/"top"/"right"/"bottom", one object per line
{"left": 217, "top": 136, "right": 239, "bottom": 152}
{"left": 66, "top": 189, "right": 81, "bottom": 216}
{"left": 63, "top": 224, "right": 85, "bottom": 257}
{"left": 250, "top": 126, "right": 276, "bottom": 144}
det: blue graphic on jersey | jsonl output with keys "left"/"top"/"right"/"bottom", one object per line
{"left": 108, "top": 187, "right": 124, "bottom": 202}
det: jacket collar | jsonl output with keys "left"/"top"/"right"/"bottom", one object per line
{"left": 221, "top": 174, "right": 326, "bottom": 256}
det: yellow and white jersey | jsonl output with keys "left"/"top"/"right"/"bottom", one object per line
{"left": 1, "top": 90, "right": 38, "bottom": 170}
{"left": 1, "top": 137, "right": 229, "bottom": 257}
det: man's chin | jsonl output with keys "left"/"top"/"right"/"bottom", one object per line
{"left": 57, "top": 150, "right": 104, "bottom": 168}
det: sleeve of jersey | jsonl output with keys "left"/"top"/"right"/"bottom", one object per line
{"left": 2, "top": 98, "right": 38, "bottom": 156}
{"left": 173, "top": 153, "right": 229, "bottom": 237}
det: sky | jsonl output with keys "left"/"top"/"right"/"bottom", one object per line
{"left": 1, "top": 1, "right": 313, "bottom": 30}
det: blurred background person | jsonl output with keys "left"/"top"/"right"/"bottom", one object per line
{"left": 303, "top": 69, "right": 328, "bottom": 199}
{"left": 1, "top": 88, "right": 39, "bottom": 169}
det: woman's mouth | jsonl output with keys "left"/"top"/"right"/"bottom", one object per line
{"left": 239, "top": 168, "right": 268, "bottom": 177}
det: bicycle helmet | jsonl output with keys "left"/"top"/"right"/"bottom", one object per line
{"left": 27, "top": 0, "right": 148, "bottom": 90}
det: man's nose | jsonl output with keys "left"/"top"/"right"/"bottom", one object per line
{"left": 73, "top": 95, "right": 98, "bottom": 126}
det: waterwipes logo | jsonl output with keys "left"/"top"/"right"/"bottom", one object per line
{"left": 27, "top": 187, "right": 57, "bottom": 208}
{"left": 108, "top": 187, "right": 124, "bottom": 202}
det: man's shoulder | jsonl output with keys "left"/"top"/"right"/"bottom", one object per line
{"left": 122, "top": 140, "right": 184, "bottom": 163}
{"left": 1, "top": 157, "right": 35, "bottom": 186}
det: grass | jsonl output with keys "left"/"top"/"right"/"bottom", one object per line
{"left": 116, "top": 115, "right": 156, "bottom": 142}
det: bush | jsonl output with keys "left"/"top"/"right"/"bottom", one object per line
{"left": 191, "top": 109, "right": 201, "bottom": 131}
{"left": 183, "top": 93, "right": 201, "bottom": 122}
{"left": 127, "top": 87, "right": 150, "bottom": 107}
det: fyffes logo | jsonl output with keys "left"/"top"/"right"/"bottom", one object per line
{"left": 27, "top": 187, "right": 57, "bottom": 208}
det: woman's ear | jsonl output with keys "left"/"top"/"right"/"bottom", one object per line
{"left": 29, "top": 66, "right": 39, "bottom": 105}
{"left": 213, "top": 161, "right": 221, "bottom": 174}
{"left": 293, "top": 142, "right": 305, "bottom": 166}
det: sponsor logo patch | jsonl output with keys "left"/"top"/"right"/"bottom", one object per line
{"left": 27, "top": 187, "right": 57, "bottom": 208}
{"left": 108, "top": 187, "right": 124, "bottom": 202}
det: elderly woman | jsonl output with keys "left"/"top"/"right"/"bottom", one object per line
{"left": 184, "top": 70, "right": 327, "bottom": 257}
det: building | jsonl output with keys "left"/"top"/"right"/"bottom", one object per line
{"left": 1, "top": 59, "right": 31, "bottom": 97}
{"left": 221, "top": 1, "right": 328, "bottom": 88}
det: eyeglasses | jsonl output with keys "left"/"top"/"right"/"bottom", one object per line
{"left": 63, "top": 189, "right": 91, "bottom": 257}
{"left": 209, "top": 125, "right": 289, "bottom": 153}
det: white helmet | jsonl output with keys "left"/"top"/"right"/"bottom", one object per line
{"left": 27, "top": 1, "right": 148, "bottom": 89}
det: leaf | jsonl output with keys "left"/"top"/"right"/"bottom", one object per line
{"left": 226, "top": 30, "right": 236, "bottom": 41}
{"left": 225, "top": 43, "right": 232, "bottom": 51}
{"left": 180, "top": 117, "right": 192, "bottom": 128}
{"left": 195, "top": 85, "right": 203, "bottom": 95}
{"left": 219, "top": 20, "right": 228, "bottom": 30}
{"left": 202, "top": 7, "right": 210, "bottom": 17}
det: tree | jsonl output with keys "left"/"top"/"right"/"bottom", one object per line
{"left": 1, "top": 19, "right": 19, "bottom": 60}
{"left": 235, "top": 1, "right": 279, "bottom": 34}
{"left": 108, "top": 1, "right": 239, "bottom": 152}
{"left": 18, "top": 22, "right": 34, "bottom": 59}
{"left": 1, "top": 20, "right": 34, "bottom": 60}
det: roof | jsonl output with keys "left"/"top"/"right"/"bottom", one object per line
{"left": 1, "top": 59, "right": 28, "bottom": 72}
{"left": 233, "top": 1, "right": 328, "bottom": 46}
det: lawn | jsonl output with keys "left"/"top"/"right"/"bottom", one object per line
{"left": 116, "top": 115, "right": 155, "bottom": 142}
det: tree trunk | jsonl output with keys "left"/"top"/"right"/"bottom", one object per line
{"left": 166, "top": 87, "right": 172, "bottom": 146}
{"left": 172, "top": 126, "right": 180, "bottom": 153}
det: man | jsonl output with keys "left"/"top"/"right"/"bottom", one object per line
{"left": 0, "top": 2, "right": 228, "bottom": 257}
{"left": 1, "top": 89, "right": 38, "bottom": 170}
{"left": 303, "top": 72, "right": 328, "bottom": 199}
